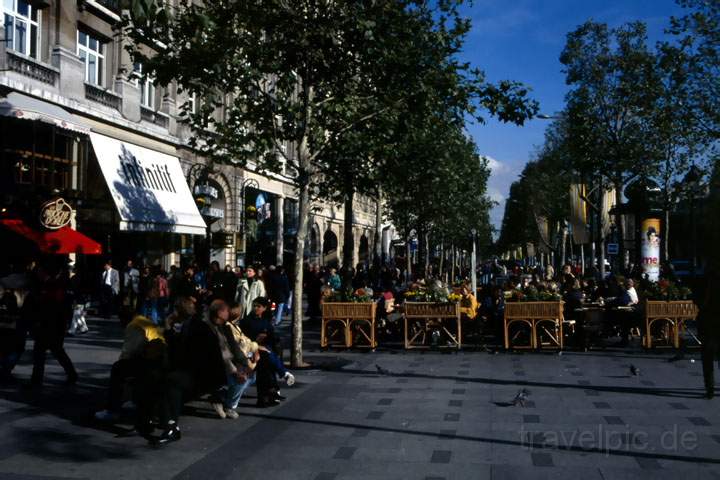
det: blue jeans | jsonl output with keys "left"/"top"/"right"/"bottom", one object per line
{"left": 225, "top": 372, "right": 255, "bottom": 410}
{"left": 267, "top": 350, "right": 287, "bottom": 377}
{"left": 274, "top": 303, "right": 286, "bottom": 326}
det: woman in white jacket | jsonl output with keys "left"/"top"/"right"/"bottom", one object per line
{"left": 235, "top": 266, "right": 266, "bottom": 318}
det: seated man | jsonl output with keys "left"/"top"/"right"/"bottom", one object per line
{"left": 94, "top": 314, "right": 165, "bottom": 422}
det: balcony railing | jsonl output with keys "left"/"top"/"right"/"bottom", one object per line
{"left": 6, "top": 50, "right": 59, "bottom": 86}
{"left": 141, "top": 106, "right": 170, "bottom": 129}
{"left": 85, "top": 83, "right": 122, "bottom": 110}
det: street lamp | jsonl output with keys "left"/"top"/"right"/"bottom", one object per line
{"left": 470, "top": 228, "right": 477, "bottom": 296}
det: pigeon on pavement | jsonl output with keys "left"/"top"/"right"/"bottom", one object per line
{"left": 375, "top": 364, "right": 391, "bottom": 375}
{"left": 513, "top": 389, "right": 530, "bottom": 407}
{"left": 629, "top": 365, "right": 640, "bottom": 376}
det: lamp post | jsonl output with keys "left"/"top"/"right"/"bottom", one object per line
{"left": 471, "top": 228, "right": 477, "bottom": 295}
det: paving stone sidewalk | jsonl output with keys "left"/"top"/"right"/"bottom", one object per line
{"left": 0, "top": 316, "right": 719, "bottom": 480}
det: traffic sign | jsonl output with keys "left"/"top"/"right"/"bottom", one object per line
{"left": 607, "top": 243, "right": 619, "bottom": 255}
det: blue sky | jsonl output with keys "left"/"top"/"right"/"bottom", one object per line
{"left": 459, "top": 0, "right": 687, "bottom": 233}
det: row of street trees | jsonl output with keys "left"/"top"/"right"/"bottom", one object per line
{"left": 497, "top": 0, "right": 719, "bottom": 271}
{"left": 123, "top": 0, "right": 537, "bottom": 366}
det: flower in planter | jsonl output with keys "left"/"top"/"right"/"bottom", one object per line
{"left": 447, "top": 293, "right": 462, "bottom": 303}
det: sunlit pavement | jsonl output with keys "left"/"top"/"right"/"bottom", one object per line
{"left": 1, "top": 316, "right": 719, "bottom": 480}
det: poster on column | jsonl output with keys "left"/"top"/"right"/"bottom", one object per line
{"left": 641, "top": 218, "right": 661, "bottom": 282}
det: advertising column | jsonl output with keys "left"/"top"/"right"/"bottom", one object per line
{"left": 641, "top": 218, "right": 661, "bottom": 282}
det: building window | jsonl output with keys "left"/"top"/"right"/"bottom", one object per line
{"left": 2, "top": 0, "right": 40, "bottom": 58}
{"left": 133, "top": 63, "right": 156, "bottom": 109}
{"left": 77, "top": 30, "right": 104, "bottom": 86}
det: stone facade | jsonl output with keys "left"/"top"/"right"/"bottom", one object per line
{"left": 0, "top": 1, "right": 384, "bottom": 269}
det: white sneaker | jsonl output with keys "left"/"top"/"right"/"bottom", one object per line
{"left": 94, "top": 410, "right": 119, "bottom": 422}
{"left": 225, "top": 409, "right": 239, "bottom": 419}
{"left": 284, "top": 372, "right": 295, "bottom": 387}
{"left": 211, "top": 402, "right": 226, "bottom": 419}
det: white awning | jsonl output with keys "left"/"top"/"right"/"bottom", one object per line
{"left": 0, "top": 92, "right": 89, "bottom": 133}
{"left": 89, "top": 132, "right": 207, "bottom": 236}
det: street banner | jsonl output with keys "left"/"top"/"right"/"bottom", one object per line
{"left": 569, "top": 184, "right": 590, "bottom": 244}
{"left": 641, "top": 218, "right": 661, "bottom": 281}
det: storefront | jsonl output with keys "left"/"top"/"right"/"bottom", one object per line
{"left": 0, "top": 92, "right": 102, "bottom": 273}
{"left": 81, "top": 131, "right": 206, "bottom": 270}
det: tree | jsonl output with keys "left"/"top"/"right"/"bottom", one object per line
{"left": 560, "top": 21, "right": 659, "bottom": 267}
{"left": 123, "top": 1, "right": 536, "bottom": 366}
{"left": 668, "top": 0, "right": 720, "bottom": 141}
{"left": 124, "top": 1, "right": 431, "bottom": 367}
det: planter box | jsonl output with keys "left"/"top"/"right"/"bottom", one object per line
{"left": 321, "top": 302, "right": 377, "bottom": 349}
{"left": 403, "top": 302, "right": 461, "bottom": 349}
{"left": 504, "top": 301, "right": 565, "bottom": 350}
{"left": 644, "top": 300, "right": 699, "bottom": 349}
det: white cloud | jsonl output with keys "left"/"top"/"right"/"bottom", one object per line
{"left": 482, "top": 153, "right": 522, "bottom": 236}
{"left": 482, "top": 155, "right": 507, "bottom": 174}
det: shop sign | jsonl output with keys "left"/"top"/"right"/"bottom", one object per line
{"left": 641, "top": 218, "right": 661, "bottom": 282}
{"left": 39, "top": 197, "right": 73, "bottom": 230}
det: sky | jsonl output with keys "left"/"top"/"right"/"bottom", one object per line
{"left": 458, "top": 0, "right": 687, "bottom": 234}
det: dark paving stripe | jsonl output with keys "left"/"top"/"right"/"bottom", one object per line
{"left": 377, "top": 398, "right": 393, "bottom": 406}
{"left": 367, "top": 411, "right": 384, "bottom": 420}
{"left": 711, "top": 435, "right": 720, "bottom": 444}
{"left": 431, "top": 450, "right": 452, "bottom": 464}
{"left": 452, "top": 389, "right": 465, "bottom": 395}
{"left": 0, "top": 475, "right": 90, "bottom": 480}
{"left": 584, "top": 390, "right": 600, "bottom": 396}
{"left": 444, "top": 413, "right": 460, "bottom": 422}
{"left": 531, "top": 452, "right": 554, "bottom": 467}
{"left": 669, "top": 402, "right": 689, "bottom": 410}
{"left": 448, "top": 400, "right": 463, "bottom": 407}
{"left": 688, "top": 417, "right": 711, "bottom": 426}
{"left": 425, "top": 477, "right": 446, "bottom": 480}
{"left": 437, "top": 429, "right": 456, "bottom": 439}
{"left": 396, "top": 378, "right": 408, "bottom": 384}
{"left": 635, "top": 457, "right": 661, "bottom": 469}
{"left": 387, "top": 388, "right": 402, "bottom": 393}
{"left": 640, "top": 380, "right": 655, "bottom": 386}
{"left": 351, "top": 428, "right": 369, "bottom": 437}
{"left": 457, "top": 370, "right": 469, "bottom": 375}
{"left": 577, "top": 380, "right": 591, "bottom": 386}
{"left": 333, "top": 446, "right": 357, "bottom": 460}
{"left": 514, "top": 371, "right": 526, "bottom": 376}
{"left": 455, "top": 380, "right": 467, "bottom": 384}
{"left": 523, "top": 415, "right": 540, "bottom": 424}
{"left": 604, "top": 416, "right": 625, "bottom": 425}
{"left": 593, "top": 402, "right": 611, "bottom": 409}
{"left": 313, "top": 474, "right": 337, "bottom": 480}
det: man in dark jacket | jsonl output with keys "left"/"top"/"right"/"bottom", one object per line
{"left": 29, "top": 264, "right": 77, "bottom": 386}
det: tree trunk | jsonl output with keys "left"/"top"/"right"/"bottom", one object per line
{"left": 424, "top": 232, "right": 430, "bottom": 277}
{"left": 341, "top": 188, "right": 355, "bottom": 289}
{"left": 451, "top": 244, "right": 456, "bottom": 283}
{"left": 374, "top": 188, "right": 383, "bottom": 266}
{"left": 291, "top": 175, "right": 310, "bottom": 368}
{"left": 438, "top": 240, "right": 445, "bottom": 279}
{"left": 406, "top": 239, "right": 412, "bottom": 283}
{"left": 663, "top": 207, "right": 670, "bottom": 263}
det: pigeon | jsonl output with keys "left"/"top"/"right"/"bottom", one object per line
{"left": 513, "top": 389, "right": 530, "bottom": 407}
{"left": 629, "top": 365, "right": 640, "bottom": 376}
{"left": 375, "top": 364, "right": 390, "bottom": 375}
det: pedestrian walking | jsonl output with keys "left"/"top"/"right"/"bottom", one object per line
{"left": 235, "top": 265, "right": 266, "bottom": 318}
{"left": 100, "top": 261, "right": 120, "bottom": 318}
{"left": 30, "top": 264, "right": 78, "bottom": 386}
